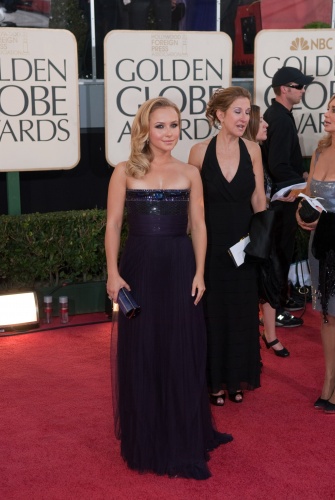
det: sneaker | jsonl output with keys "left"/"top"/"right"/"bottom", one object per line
{"left": 275, "top": 311, "right": 303, "bottom": 328}
{"left": 284, "top": 297, "right": 304, "bottom": 312}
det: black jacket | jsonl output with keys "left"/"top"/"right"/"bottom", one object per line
{"left": 261, "top": 99, "right": 305, "bottom": 187}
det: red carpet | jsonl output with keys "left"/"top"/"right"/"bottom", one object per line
{"left": 0, "top": 305, "right": 333, "bottom": 500}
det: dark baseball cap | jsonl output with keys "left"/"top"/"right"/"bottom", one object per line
{"left": 272, "top": 66, "right": 314, "bottom": 87}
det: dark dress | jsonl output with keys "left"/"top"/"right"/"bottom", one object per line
{"left": 201, "top": 137, "right": 261, "bottom": 394}
{"left": 112, "top": 189, "right": 232, "bottom": 480}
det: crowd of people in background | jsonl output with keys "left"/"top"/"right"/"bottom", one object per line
{"left": 77, "top": 0, "right": 249, "bottom": 77}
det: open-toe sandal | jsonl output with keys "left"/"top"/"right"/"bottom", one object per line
{"left": 228, "top": 391, "right": 244, "bottom": 403}
{"left": 209, "top": 393, "right": 226, "bottom": 406}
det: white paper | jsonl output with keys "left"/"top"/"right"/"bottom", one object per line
{"left": 228, "top": 236, "right": 250, "bottom": 267}
{"left": 298, "top": 193, "right": 327, "bottom": 212}
{"left": 271, "top": 182, "right": 307, "bottom": 202}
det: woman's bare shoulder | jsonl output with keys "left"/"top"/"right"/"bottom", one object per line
{"left": 181, "top": 160, "right": 201, "bottom": 173}
{"left": 113, "top": 161, "right": 127, "bottom": 172}
{"left": 110, "top": 161, "right": 128, "bottom": 178}
{"left": 241, "top": 137, "right": 259, "bottom": 152}
{"left": 108, "top": 161, "right": 127, "bottom": 187}
{"left": 190, "top": 139, "right": 211, "bottom": 154}
{"left": 188, "top": 138, "right": 211, "bottom": 168}
{"left": 169, "top": 157, "right": 201, "bottom": 180}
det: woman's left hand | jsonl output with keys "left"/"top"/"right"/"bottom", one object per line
{"left": 296, "top": 204, "right": 321, "bottom": 231}
{"left": 192, "top": 273, "right": 206, "bottom": 305}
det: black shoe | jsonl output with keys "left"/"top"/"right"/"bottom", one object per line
{"left": 275, "top": 311, "right": 303, "bottom": 328}
{"left": 324, "top": 401, "right": 335, "bottom": 414}
{"left": 228, "top": 391, "right": 243, "bottom": 403}
{"left": 314, "top": 397, "right": 328, "bottom": 410}
{"left": 209, "top": 392, "right": 225, "bottom": 406}
{"left": 284, "top": 297, "right": 304, "bottom": 312}
{"left": 261, "top": 335, "right": 290, "bottom": 357}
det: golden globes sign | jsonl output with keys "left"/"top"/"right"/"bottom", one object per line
{"left": 254, "top": 29, "right": 335, "bottom": 157}
{"left": 0, "top": 29, "right": 80, "bottom": 172}
{"left": 105, "top": 30, "right": 232, "bottom": 165}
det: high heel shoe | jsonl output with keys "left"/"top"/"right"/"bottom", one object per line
{"left": 314, "top": 397, "right": 328, "bottom": 410}
{"left": 228, "top": 391, "right": 243, "bottom": 403}
{"left": 261, "top": 334, "right": 290, "bottom": 357}
{"left": 209, "top": 392, "right": 225, "bottom": 406}
{"left": 324, "top": 401, "right": 335, "bottom": 414}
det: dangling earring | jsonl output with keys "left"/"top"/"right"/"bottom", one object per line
{"left": 217, "top": 122, "right": 222, "bottom": 130}
{"left": 146, "top": 138, "right": 149, "bottom": 144}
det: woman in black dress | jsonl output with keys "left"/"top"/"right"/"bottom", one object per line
{"left": 105, "top": 97, "right": 232, "bottom": 479}
{"left": 244, "top": 104, "right": 290, "bottom": 358}
{"left": 188, "top": 87, "right": 266, "bottom": 405}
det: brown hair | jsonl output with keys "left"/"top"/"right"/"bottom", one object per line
{"left": 317, "top": 94, "right": 335, "bottom": 153}
{"left": 243, "top": 104, "right": 260, "bottom": 142}
{"left": 126, "top": 97, "right": 181, "bottom": 178}
{"left": 206, "top": 86, "right": 251, "bottom": 128}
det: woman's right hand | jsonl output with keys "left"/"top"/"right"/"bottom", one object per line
{"left": 106, "top": 275, "right": 130, "bottom": 303}
{"left": 191, "top": 272, "right": 206, "bottom": 305}
{"left": 296, "top": 204, "right": 322, "bottom": 231}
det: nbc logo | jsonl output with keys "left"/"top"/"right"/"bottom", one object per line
{"left": 290, "top": 38, "right": 309, "bottom": 50}
{"left": 290, "top": 36, "right": 333, "bottom": 50}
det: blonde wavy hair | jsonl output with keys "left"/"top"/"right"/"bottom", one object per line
{"left": 126, "top": 97, "right": 181, "bottom": 178}
{"left": 316, "top": 94, "right": 335, "bottom": 153}
{"left": 206, "top": 86, "right": 251, "bottom": 128}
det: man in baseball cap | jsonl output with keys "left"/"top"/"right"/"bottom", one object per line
{"left": 261, "top": 66, "right": 314, "bottom": 329}
{"left": 272, "top": 66, "right": 314, "bottom": 88}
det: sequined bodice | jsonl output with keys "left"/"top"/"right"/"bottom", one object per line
{"left": 125, "top": 189, "right": 190, "bottom": 236}
{"left": 126, "top": 189, "right": 190, "bottom": 215}
{"left": 310, "top": 179, "right": 335, "bottom": 213}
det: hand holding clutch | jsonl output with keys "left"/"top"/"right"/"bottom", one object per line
{"left": 298, "top": 194, "right": 325, "bottom": 224}
{"left": 117, "top": 287, "right": 141, "bottom": 319}
{"left": 298, "top": 199, "right": 320, "bottom": 223}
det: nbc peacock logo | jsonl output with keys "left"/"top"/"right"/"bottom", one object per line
{"left": 290, "top": 37, "right": 310, "bottom": 50}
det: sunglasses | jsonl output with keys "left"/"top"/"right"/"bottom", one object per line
{"left": 284, "top": 84, "right": 305, "bottom": 90}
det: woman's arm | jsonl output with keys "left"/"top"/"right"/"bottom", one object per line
{"left": 188, "top": 141, "right": 208, "bottom": 170}
{"left": 296, "top": 152, "right": 321, "bottom": 231}
{"left": 246, "top": 140, "right": 267, "bottom": 213}
{"left": 188, "top": 166, "right": 207, "bottom": 305}
{"left": 303, "top": 151, "right": 314, "bottom": 198}
{"left": 105, "top": 162, "right": 130, "bottom": 302}
{"left": 187, "top": 141, "right": 208, "bottom": 234}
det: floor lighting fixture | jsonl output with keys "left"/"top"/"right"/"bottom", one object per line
{"left": 0, "top": 291, "right": 39, "bottom": 332}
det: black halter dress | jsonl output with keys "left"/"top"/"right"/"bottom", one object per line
{"left": 201, "top": 137, "right": 261, "bottom": 394}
